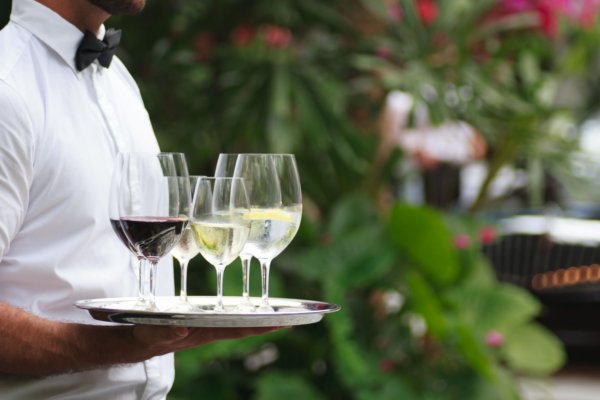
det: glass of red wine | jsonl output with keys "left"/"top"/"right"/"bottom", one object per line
{"left": 109, "top": 152, "right": 191, "bottom": 310}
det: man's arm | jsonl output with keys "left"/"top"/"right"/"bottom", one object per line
{"left": 0, "top": 301, "right": 279, "bottom": 376}
{"left": 0, "top": 82, "right": 281, "bottom": 377}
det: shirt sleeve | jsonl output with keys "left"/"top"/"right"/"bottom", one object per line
{"left": 0, "top": 80, "right": 35, "bottom": 259}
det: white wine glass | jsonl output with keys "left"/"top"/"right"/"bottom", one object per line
{"left": 191, "top": 177, "right": 250, "bottom": 312}
{"left": 170, "top": 175, "right": 203, "bottom": 308}
{"left": 109, "top": 152, "right": 190, "bottom": 310}
{"left": 160, "top": 152, "right": 189, "bottom": 177}
{"left": 214, "top": 154, "right": 277, "bottom": 310}
{"left": 215, "top": 154, "right": 302, "bottom": 311}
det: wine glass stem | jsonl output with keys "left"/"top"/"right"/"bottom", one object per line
{"left": 215, "top": 264, "right": 226, "bottom": 312}
{"left": 137, "top": 258, "right": 145, "bottom": 300}
{"left": 179, "top": 259, "right": 189, "bottom": 303}
{"left": 139, "top": 259, "right": 151, "bottom": 305}
{"left": 260, "top": 258, "right": 272, "bottom": 307}
{"left": 148, "top": 261, "right": 158, "bottom": 309}
{"left": 240, "top": 255, "right": 252, "bottom": 303}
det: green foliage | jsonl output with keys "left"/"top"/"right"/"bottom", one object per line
{"left": 388, "top": 204, "right": 459, "bottom": 286}
{"left": 255, "top": 372, "right": 327, "bottom": 400}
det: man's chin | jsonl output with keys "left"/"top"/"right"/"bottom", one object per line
{"left": 87, "top": 0, "right": 146, "bottom": 16}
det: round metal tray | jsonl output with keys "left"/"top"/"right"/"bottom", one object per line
{"left": 75, "top": 296, "right": 341, "bottom": 328}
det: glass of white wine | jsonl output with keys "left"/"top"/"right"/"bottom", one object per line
{"left": 170, "top": 175, "right": 203, "bottom": 309}
{"left": 191, "top": 177, "right": 251, "bottom": 312}
{"left": 215, "top": 154, "right": 302, "bottom": 311}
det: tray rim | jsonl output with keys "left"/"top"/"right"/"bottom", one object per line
{"left": 75, "top": 296, "right": 341, "bottom": 327}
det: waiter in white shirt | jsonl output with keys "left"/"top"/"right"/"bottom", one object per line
{"left": 0, "top": 0, "right": 278, "bottom": 398}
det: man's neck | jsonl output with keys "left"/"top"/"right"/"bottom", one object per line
{"left": 36, "top": 0, "right": 109, "bottom": 33}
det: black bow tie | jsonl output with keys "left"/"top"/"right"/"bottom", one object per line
{"left": 75, "top": 28, "right": 122, "bottom": 71}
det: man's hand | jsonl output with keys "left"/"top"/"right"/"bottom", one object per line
{"left": 131, "top": 325, "right": 285, "bottom": 358}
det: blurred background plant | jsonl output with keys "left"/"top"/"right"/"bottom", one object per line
{"left": 4, "top": 0, "right": 600, "bottom": 398}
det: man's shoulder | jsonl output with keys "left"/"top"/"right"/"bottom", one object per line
{"left": 110, "top": 56, "right": 144, "bottom": 100}
{"left": 0, "top": 22, "right": 34, "bottom": 81}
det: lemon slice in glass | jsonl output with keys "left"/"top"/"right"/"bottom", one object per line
{"left": 243, "top": 208, "right": 294, "bottom": 222}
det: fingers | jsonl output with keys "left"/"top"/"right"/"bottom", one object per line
{"left": 130, "top": 325, "right": 287, "bottom": 354}
{"left": 132, "top": 325, "right": 191, "bottom": 346}
{"left": 189, "top": 326, "right": 285, "bottom": 344}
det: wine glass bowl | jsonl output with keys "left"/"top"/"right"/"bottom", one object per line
{"left": 215, "top": 154, "right": 302, "bottom": 311}
{"left": 191, "top": 177, "right": 250, "bottom": 312}
{"left": 170, "top": 175, "right": 203, "bottom": 309}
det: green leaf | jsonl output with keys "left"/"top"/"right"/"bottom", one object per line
{"left": 357, "top": 376, "right": 418, "bottom": 400}
{"left": 454, "top": 321, "right": 494, "bottom": 379}
{"left": 458, "top": 252, "right": 498, "bottom": 288}
{"left": 267, "top": 64, "right": 297, "bottom": 153}
{"left": 388, "top": 203, "right": 460, "bottom": 286}
{"left": 255, "top": 371, "right": 326, "bottom": 400}
{"left": 501, "top": 323, "right": 566, "bottom": 375}
{"left": 324, "top": 280, "right": 378, "bottom": 388}
{"left": 359, "top": 0, "right": 389, "bottom": 20}
{"left": 328, "top": 195, "right": 379, "bottom": 238}
{"left": 519, "top": 51, "right": 542, "bottom": 87}
{"left": 446, "top": 284, "right": 541, "bottom": 335}
{"left": 404, "top": 270, "right": 447, "bottom": 337}
{"left": 295, "top": 225, "right": 394, "bottom": 289}
{"left": 462, "top": 365, "right": 521, "bottom": 400}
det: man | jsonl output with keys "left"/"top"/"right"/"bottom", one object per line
{"left": 0, "top": 0, "right": 277, "bottom": 398}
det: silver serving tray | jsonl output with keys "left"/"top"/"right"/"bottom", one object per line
{"left": 75, "top": 296, "right": 341, "bottom": 328}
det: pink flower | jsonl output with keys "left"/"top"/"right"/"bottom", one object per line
{"left": 376, "top": 46, "right": 392, "bottom": 60}
{"left": 485, "top": 330, "right": 504, "bottom": 348}
{"left": 388, "top": 3, "right": 403, "bottom": 21}
{"left": 231, "top": 25, "right": 255, "bottom": 47}
{"left": 379, "top": 359, "right": 396, "bottom": 372}
{"left": 479, "top": 225, "right": 497, "bottom": 245}
{"left": 453, "top": 234, "right": 471, "bottom": 249}
{"left": 493, "top": 0, "right": 559, "bottom": 37}
{"left": 263, "top": 25, "right": 292, "bottom": 49}
{"left": 536, "top": 3, "right": 559, "bottom": 37}
{"left": 416, "top": 0, "right": 439, "bottom": 26}
{"left": 502, "top": 0, "right": 534, "bottom": 12}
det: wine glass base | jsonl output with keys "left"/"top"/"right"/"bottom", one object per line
{"left": 165, "top": 301, "right": 198, "bottom": 312}
{"left": 257, "top": 303, "right": 274, "bottom": 313}
{"left": 130, "top": 298, "right": 159, "bottom": 311}
{"left": 233, "top": 300, "right": 256, "bottom": 313}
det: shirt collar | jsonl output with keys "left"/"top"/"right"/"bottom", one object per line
{"left": 10, "top": 0, "right": 106, "bottom": 73}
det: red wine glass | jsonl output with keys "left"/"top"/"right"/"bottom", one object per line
{"left": 109, "top": 152, "right": 190, "bottom": 310}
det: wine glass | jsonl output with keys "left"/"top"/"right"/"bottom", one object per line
{"left": 109, "top": 152, "right": 191, "bottom": 310}
{"left": 135, "top": 152, "right": 188, "bottom": 299}
{"left": 110, "top": 152, "right": 176, "bottom": 307}
{"left": 170, "top": 175, "right": 204, "bottom": 308}
{"left": 191, "top": 177, "right": 250, "bottom": 312}
{"left": 214, "top": 154, "right": 277, "bottom": 310}
{"left": 215, "top": 154, "right": 302, "bottom": 311}
{"left": 160, "top": 152, "right": 190, "bottom": 177}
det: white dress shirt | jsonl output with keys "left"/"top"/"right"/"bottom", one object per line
{"left": 0, "top": 0, "right": 175, "bottom": 398}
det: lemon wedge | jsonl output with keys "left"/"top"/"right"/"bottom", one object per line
{"left": 243, "top": 208, "right": 295, "bottom": 223}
